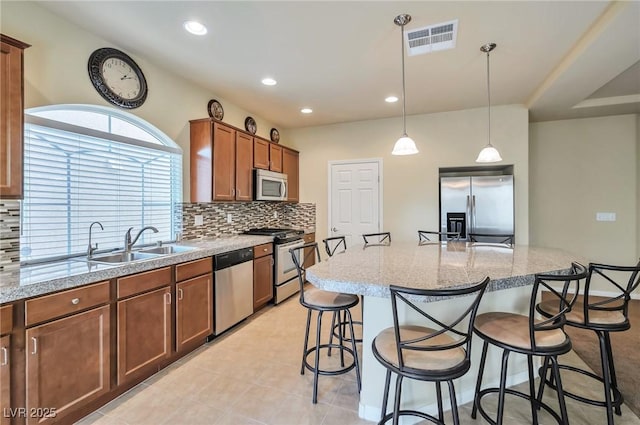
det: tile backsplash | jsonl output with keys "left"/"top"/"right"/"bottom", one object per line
{"left": 180, "top": 202, "right": 316, "bottom": 240}
{"left": 0, "top": 200, "right": 21, "bottom": 271}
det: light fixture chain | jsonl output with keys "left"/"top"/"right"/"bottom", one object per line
{"left": 487, "top": 48, "right": 491, "bottom": 146}
{"left": 401, "top": 21, "right": 407, "bottom": 135}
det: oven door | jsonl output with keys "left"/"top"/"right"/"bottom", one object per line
{"left": 276, "top": 239, "right": 304, "bottom": 285}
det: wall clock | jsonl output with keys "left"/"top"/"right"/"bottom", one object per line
{"left": 244, "top": 116, "right": 257, "bottom": 135}
{"left": 88, "top": 47, "right": 148, "bottom": 109}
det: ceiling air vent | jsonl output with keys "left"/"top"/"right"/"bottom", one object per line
{"left": 405, "top": 19, "right": 458, "bottom": 56}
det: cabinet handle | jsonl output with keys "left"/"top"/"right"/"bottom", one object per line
{"left": 165, "top": 292, "right": 171, "bottom": 305}
{"left": 237, "top": 189, "right": 240, "bottom": 196}
{"left": 178, "top": 288, "right": 184, "bottom": 300}
{"left": 71, "top": 298, "right": 80, "bottom": 305}
{"left": 231, "top": 188, "right": 235, "bottom": 196}
{"left": 31, "top": 337, "right": 37, "bottom": 355}
{"left": 1, "top": 347, "right": 7, "bottom": 366}
{"left": 271, "top": 258, "right": 274, "bottom": 266}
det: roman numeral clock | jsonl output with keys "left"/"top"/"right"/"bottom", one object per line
{"left": 88, "top": 47, "right": 148, "bottom": 109}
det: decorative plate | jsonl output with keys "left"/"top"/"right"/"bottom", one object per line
{"left": 270, "top": 128, "right": 280, "bottom": 143}
{"left": 207, "top": 99, "right": 224, "bottom": 120}
{"left": 244, "top": 116, "right": 257, "bottom": 135}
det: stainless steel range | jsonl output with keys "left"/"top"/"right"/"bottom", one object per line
{"left": 243, "top": 228, "right": 305, "bottom": 304}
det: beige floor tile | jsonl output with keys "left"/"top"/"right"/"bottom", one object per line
{"left": 227, "top": 384, "right": 291, "bottom": 424}
{"left": 75, "top": 411, "right": 130, "bottom": 425}
{"left": 320, "top": 405, "right": 371, "bottom": 425}
{"left": 213, "top": 411, "right": 266, "bottom": 425}
{"left": 160, "top": 399, "right": 225, "bottom": 425}
{"left": 265, "top": 393, "right": 331, "bottom": 425}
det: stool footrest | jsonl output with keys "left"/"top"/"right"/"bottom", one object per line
{"left": 539, "top": 363, "right": 624, "bottom": 411}
{"left": 303, "top": 344, "right": 357, "bottom": 377}
{"left": 331, "top": 320, "right": 363, "bottom": 344}
{"left": 474, "top": 387, "right": 564, "bottom": 425}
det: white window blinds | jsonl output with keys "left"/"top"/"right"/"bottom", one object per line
{"left": 21, "top": 114, "right": 182, "bottom": 263}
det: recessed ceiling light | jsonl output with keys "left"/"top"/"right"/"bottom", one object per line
{"left": 301, "top": 108, "right": 313, "bottom": 114}
{"left": 385, "top": 96, "right": 399, "bottom": 103}
{"left": 261, "top": 78, "right": 277, "bottom": 86}
{"left": 184, "top": 21, "right": 207, "bottom": 36}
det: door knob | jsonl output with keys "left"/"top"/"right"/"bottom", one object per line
{"left": 332, "top": 227, "right": 338, "bottom": 232}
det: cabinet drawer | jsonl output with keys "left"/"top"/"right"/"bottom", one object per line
{"left": 25, "top": 281, "right": 110, "bottom": 326}
{"left": 253, "top": 243, "right": 273, "bottom": 258}
{"left": 175, "top": 257, "right": 212, "bottom": 282}
{"left": 0, "top": 305, "right": 12, "bottom": 335}
{"left": 117, "top": 267, "right": 172, "bottom": 299}
{"left": 303, "top": 233, "right": 315, "bottom": 243}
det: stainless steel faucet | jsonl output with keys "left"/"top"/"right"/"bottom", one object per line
{"left": 87, "top": 221, "right": 104, "bottom": 258}
{"left": 124, "top": 226, "right": 159, "bottom": 252}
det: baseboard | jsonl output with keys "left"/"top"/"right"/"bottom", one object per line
{"left": 359, "top": 369, "right": 531, "bottom": 423}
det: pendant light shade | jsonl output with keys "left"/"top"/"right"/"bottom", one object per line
{"left": 391, "top": 14, "right": 418, "bottom": 156}
{"left": 476, "top": 43, "right": 502, "bottom": 163}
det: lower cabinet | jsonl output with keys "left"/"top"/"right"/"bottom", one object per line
{"left": 253, "top": 243, "right": 274, "bottom": 311}
{"left": 117, "top": 286, "right": 171, "bottom": 385}
{"left": 176, "top": 274, "right": 213, "bottom": 352}
{"left": 0, "top": 335, "right": 10, "bottom": 425}
{"left": 25, "top": 305, "right": 110, "bottom": 425}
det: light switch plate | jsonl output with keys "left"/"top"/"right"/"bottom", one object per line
{"left": 596, "top": 212, "right": 616, "bottom": 222}
{"left": 194, "top": 215, "right": 204, "bottom": 226}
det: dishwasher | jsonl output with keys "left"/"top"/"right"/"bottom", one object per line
{"left": 213, "top": 247, "right": 254, "bottom": 335}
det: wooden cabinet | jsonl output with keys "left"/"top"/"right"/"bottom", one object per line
{"left": 282, "top": 148, "right": 299, "bottom": 202}
{"left": 253, "top": 138, "right": 270, "bottom": 169}
{"left": 303, "top": 233, "right": 316, "bottom": 269}
{"left": 0, "top": 34, "right": 29, "bottom": 199}
{"left": 0, "top": 305, "right": 12, "bottom": 425}
{"left": 269, "top": 144, "right": 283, "bottom": 172}
{"left": 175, "top": 258, "right": 213, "bottom": 352}
{"left": 25, "top": 305, "right": 110, "bottom": 425}
{"left": 253, "top": 243, "right": 274, "bottom": 311}
{"left": 116, "top": 269, "right": 172, "bottom": 385}
{"left": 235, "top": 132, "right": 253, "bottom": 201}
{"left": 190, "top": 120, "right": 253, "bottom": 202}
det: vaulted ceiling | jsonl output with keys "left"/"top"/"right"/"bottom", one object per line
{"left": 38, "top": 1, "right": 640, "bottom": 128}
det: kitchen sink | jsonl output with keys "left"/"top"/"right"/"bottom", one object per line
{"left": 138, "top": 245, "right": 196, "bottom": 255}
{"left": 87, "top": 251, "right": 160, "bottom": 264}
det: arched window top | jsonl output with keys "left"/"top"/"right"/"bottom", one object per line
{"left": 26, "top": 104, "right": 180, "bottom": 150}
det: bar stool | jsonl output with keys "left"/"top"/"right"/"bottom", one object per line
{"left": 363, "top": 232, "right": 391, "bottom": 245}
{"left": 373, "top": 277, "right": 490, "bottom": 425}
{"left": 290, "top": 242, "right": 362, "bottom": 403}
{"left": 322, "top": 236, "right": 363, "bottom": 347}
{"left": 536, "top": 260, "right": 640, "bottom": 425}
{"left": 418, "top": 230, "right": 460, "bottom": 244}
{"left": 468, "top": 232, "right": 514, "bottom": 247}
{"left": 472, "top": 262, "right": 588, "bottom": 425}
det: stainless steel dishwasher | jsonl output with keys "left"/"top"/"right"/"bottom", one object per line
{"left": 213, "top": 247, "right": 254, "bottom": 335}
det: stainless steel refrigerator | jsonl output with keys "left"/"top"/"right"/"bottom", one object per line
{"left": 440, "top": 174, "right": 514, "bottom": 242}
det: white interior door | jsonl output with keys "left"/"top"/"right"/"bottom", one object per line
{"left": 329, "top": 160, "right": 381, "bottom": 247}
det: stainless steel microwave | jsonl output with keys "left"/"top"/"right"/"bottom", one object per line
{"left": 255, "top": 169, "right": 287, "bottom": 201}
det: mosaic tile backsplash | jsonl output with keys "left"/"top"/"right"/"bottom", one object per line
{"left": 0, "top": 200, "right": 21, "bottom": 271}
{"left": 180, "top": 202, "right": 316, "bottom": 240}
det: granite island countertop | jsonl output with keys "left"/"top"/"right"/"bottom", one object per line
{"left": 305, "top": 241, "right": 588, "bottom": 300}
{"left": 0, "top": 235, "right": 273, "bottom": 303}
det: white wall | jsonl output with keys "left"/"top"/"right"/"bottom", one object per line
{"left": 637, "top": 114, "right": 640, "bottom": 259}
{"left": 0, "top": 1, "right": 284, "bottom": 202}
{"left": 288, "top": 105, "right": 529, "bottom": 243}
{"left": 529, "top": 115, "right": 638, "bottom": 272}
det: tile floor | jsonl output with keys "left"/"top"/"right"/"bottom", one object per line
{"left": 77, "top": 295, "right": 640, "bottom": 425}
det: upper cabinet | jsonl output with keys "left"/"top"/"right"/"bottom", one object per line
{"left": 190, "top": 118, "right": 299, "bottom": 203}
{"left": 0, "top": 34, "right": 30, "bottom": 199}
{"left": 282, "top": 147, "right": 299, "bottom": 202}
{"left": 190, "top": 120, "right": 253, "bottom": 202}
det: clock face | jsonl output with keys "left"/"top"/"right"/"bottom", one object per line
{"left": 88, "top": 48, "right": 148, "bottom": 109}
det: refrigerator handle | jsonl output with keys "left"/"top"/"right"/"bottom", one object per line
{"left": 466, "top": 195, "right": 471, "bottom": 236}
{"left": 472, "top": 195, "right": 477, "bottom": 233}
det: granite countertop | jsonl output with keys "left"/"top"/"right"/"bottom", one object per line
{"left": 0, "top": 235, "right": 273, "bottom": 303}
{"left": 305, "top": 241, "right": 587, "bottom": 300}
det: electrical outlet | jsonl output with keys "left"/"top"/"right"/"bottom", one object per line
{"left": 226, "top": 213, "right": 233, "bottom": 224}
{"left": 596, "top": 212, "right": 616, "bottom": 222}
{"left": 273, "top": 211, "right": 278, "bottom": 219}
{"left": 194, "top": 215, "right": 203, "bottom": 226}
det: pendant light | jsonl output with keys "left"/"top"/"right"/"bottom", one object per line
{"left": 391, "top": 14, "right": 418, "bottom": 156}
{"left": 476, "top": 43, "right": 502, "bottom": 163}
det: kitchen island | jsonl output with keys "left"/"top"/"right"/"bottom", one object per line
{"left": 305, "top": 241, "right": 586, "bottom": 422}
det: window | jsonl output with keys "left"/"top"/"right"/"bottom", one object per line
{"left": 21, "top": 105, "right": 182, "bottom": 263}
